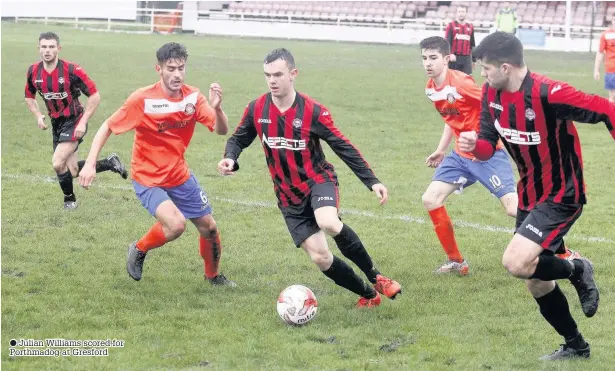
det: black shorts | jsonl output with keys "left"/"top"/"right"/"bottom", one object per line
{"left": 280, "top": 182, "right": 340, "bottom": 247}
{"left": 51, "top": 114, "right": 85, "bottom": 151}
{"left": 515, "top": 201, "right": 583, "bottom": 254}
{"left": 449, "top": 55, "right": 473, "bottom": 76}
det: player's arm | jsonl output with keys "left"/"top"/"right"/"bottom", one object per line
{"left": 594, "top": 35, "right": 606, "bottom": 80}
{"left": 207, "top": 83, "right": 229, "bottom": 135}
{"left": 547, "top": 82, "right": 615, "bottom": 140}
{"left": 312, "top": 108, "right": 380, "bottom": 190}
{"left": 70, "top": 64, "right": 100, "bottom": 124}
{"left": 196, "top": 89, "right": 228, "bottom": 135}
{"left": 79, "top": 92, "right": 143, "bottom": 188}
{"left": 470, "top": 28, "right": 477, "bottom": 62}
{"left": 435, "top": 125, "right": 454, "bottom": 154}
{"left": 24, "top": 66, "right": 47, "bottom": 130}
{"left": 220, "top": 102, "right": 258, "bottom": 174}
{"left": 445, "top": 23, "right": 453, "bottom": 48}
{"left": 459, "top": 84, "right": 499, "bottom": 160}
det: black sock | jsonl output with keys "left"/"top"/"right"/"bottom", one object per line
{"left": 321, "top": 256, "right": 376, "bottom": 299}
{"left": 76, "top": 159, "right": 112, "bottom": 176}
{"left": 535, "top": 284, "right": 581, "bottom": 342}
{"left": 333, "top": 224, "right": 380, "bottom": 283}
{"left": 529, "top": 255, "right": 574, "bottom": 281}
{"left": 569, "top": 259, "right": 585, "bottom": 282}
{"left": 57, "top": 170, "right": 75, "bottom": 202}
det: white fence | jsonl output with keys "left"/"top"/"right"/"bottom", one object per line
{"left": 2, "top": 2, "right": 606, "bottom": 52}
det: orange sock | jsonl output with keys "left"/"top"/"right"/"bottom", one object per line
{"left": 199, "top": 232, "right": 222, "bottom": 279}
{"left": 136, "top": 222, "right": 167, "bottom": 253}
{"left": 428, "top": 206, "right": 463, "bottom": 262}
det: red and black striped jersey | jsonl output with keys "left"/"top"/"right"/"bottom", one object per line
{"left": 445, "top": 21, "right": 475, "bottom": 56}
{"left": 477, "top": 71, "right": 615, "bottom": 211}
{"left": 25, "top": 59, "right": 98, "bottom": 119}
{"left": 224, "top": 92, "right": 380, "bottom": 207}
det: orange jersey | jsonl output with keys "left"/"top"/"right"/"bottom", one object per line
{"left": 599, "top": 28, "right": 615, "bottom": 73}
{"left": 425, "top": 69, "right": 502, "bottom": 159}
{"left": 107, "top": 82, "right": 216, "bottom": 187}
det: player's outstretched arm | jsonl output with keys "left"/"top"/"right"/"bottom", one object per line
{"left": 219, "top": 102, "right": 258, "bottom": 175}
{"left": 312, "top": 108, "right": 380, "bottom": 191}
{"left": 547, "top": 82, "right": 615, "bottom": 140}
{"left": 79, "top": 121, "right": 113, "bottom": 189}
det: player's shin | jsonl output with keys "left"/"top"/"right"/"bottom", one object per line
{"left": 57, "top": 170, "right": 75, "bottom": 201}
{"left": 136, "top": 222, "right": 168, "bottom": 253}
{"left": 76, "top": 159, "right": 113, "bottom": 175}
{"left": 529, "top": 255, "right": 577, "bottom": 281}
{"left": 534, "top": 284, "right": 587, "bottom": 348}
{"left": 333, "top": 224, "right": 380, "bottom": 283}
{"left": 321, "top": 256, "right": 376, "bottom": 299}
{"left": 199, "top": 231, "right": 222, "bottom": 279}
{"left": 428, "top": 206, "right": 463, "bottom": 262}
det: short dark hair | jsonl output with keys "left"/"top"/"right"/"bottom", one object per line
{"left": 264, "top": 48, "right": 296, "bottom": 69}
{"left": 156, "top": 42, "right": 188, "bottom": 64}
{"left": 457, "top": 4, "right": 468, "bottom": 11}
{"left": 419, "top": 36, "right": 450, "bottom": 56}
{"left": 39, "top": 32, "right": 60, "bottom": 44}
{"left": 473, "top": 31, "right": 524, "bottom": 67}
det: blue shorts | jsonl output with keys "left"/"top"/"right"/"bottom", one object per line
{"left": 605, "top": 73, "right": 615, "bottom": 90}
{"left": 132, "top": 173, "right": 212, "bottom": 219}
{"left": 433, "top": 149, "right": 516, "bottom": 198}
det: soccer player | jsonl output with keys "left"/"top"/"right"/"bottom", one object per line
{"left": 420, "top": 36, "right": 517, "bottom": 275}
{"left": 420, "top": 36, "right": 580, "bottom": 275}
{"left": 79, "top": 42, "right": 235, "bottom": 286}
{"left": 218, "top": 48, "right": 401, "bottom": 308}
{"left": 24, "top": 32, "right": 127, "bottom": 209}
{"left": 444, "top": 5, "right": 475, "bottom": 75}
{"left": 594, "top": 13, "right": 615, "bottom": 103}
{"left": 459, "top": 32, "right": 609, "bottom": 360}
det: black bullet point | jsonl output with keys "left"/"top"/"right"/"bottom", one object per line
{"left": 10, "top": 339, "right": 17, "bottom": 346}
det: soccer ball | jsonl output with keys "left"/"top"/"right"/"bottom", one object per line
{"left": 276, "top": 285, "right": 318, "bottom": 326}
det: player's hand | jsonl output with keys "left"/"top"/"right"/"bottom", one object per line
{"left": 426, "top": 150, "right": 445, "bottom": 168}
{"left": 371, "top": 183, "right": 388, "bottom": 205}
{"left": 78, "top": 163, "right": 97, "bottom": 190}
{"left": 217, "top": 158, "right": 236, "bottom": 176}
{"left": 449, "top": 54, "right": 457, "bottom": 62}
{"left": 458, "top": 131, "right": 478, "bottom": 153}
{"left": 594, "top": 71, "right": 600, "bottom": 81}
{"left": 37, "top": 115, "right": 47, "bottom": 130}
{"left": 75, "top": 119, "right": 87, "bottom": 139}
{"left": 209, "top": 83, "right": 223, "bottom": 109}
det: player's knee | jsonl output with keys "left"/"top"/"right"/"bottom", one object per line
{"left": 310, "top": 250, "right": 333, "bottom": 270}
{"left": 505, "top": 206, "right": 517, "bottom": 218}
{"left": 166, "top": 218, "right": 187, "bottom": 240}
{"left": 52, "top": 158, "right": 67, "bottom": 173}
{"left": 502, "top": 253, "right": 530, "bottom": 278}
{"left": 421, "top": 192, "right": 442, "bottom": 210}
{"left": 317, "top": 218, "right": 342, "bottom": 236}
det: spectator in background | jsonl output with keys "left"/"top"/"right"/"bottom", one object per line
{"left": 495, "top": 2, "right": 518, "bottom": 35}
{"left": 594, "top": 13, "right": 615, "bottom": 103}
{"left": 444, "top": 4, "right": 475, "bottom": 75}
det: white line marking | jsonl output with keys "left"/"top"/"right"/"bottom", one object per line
{"left": 3, "top": 173, "right": 612, "bottom": 244}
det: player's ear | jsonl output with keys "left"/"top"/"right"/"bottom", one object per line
{"left": 290, "top": 68, "right": 298, "bottom": 81}
{"left": 444, "top": 54, "right": 451, "bottom": 63}
{"left": 155, "top": 63, "right": 162, "bottom": 75}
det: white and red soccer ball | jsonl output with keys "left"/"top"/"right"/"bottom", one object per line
{"left": 277, "top": 285, "right": 318, "bottom": 326}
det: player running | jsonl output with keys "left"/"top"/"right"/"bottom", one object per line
{"left": 459, "top": 31, "right": 609, "bottom": 360}
{"left": 419, "top": 36, "right": 579, "bottom": 275}
{"left": 594, "top": 13, "right": 615, "bottom": 103}
{"left": 218, "top": 48, "right": 401, "bottom": 308}
{"left": 79, "top": 42, "right": 235, "bottom": 286}
{"left": 24, "top": 31, "right": 127, "bottom": 210}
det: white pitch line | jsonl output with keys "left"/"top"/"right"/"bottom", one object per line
{"left": 2, "top": 173, "right": 613, "bottom": 244}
